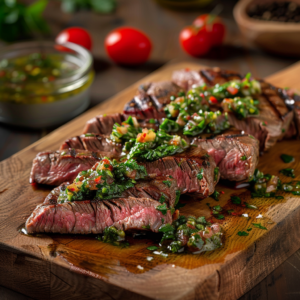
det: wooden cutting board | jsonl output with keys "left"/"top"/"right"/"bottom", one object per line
{"left": 1, "top": 62, "right": 300, "bottom": 300}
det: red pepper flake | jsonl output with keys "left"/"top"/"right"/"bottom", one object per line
{"left": 94, "top": 176, "right": 102, "bottom": 183}
{"left": 220, "top": 191, "right": 225, "bottom": 194}
{"left": 48, "top": 76, "right": 55, "bottom": 82}
{"left": 186, "top": 115, "right": 191, "bottom": 120}
{"left": 227, "top": 86, "right": 239, "bottom": 95}
{"left": 209, "top": 96, "right": 218, "bottom": 104}
{"left": 231, "top": 212, "right": 239, "bottom": 216}
{"left": 187, "top": 224, "right": 195, "bottom": 229}
{"left": 185, "top": 68, "right": 190, "bottom": 71}
{"left": 41, "top": 96, "right": 47, "bottom": 102}
{"left": 0, "top": 70, "right": 5, "bottom": 77}
{"left": 102, "top": 159, "right": 110, "bottom": 165}
{"left": 68, "top": 187, "right": 75, "bottom": 192}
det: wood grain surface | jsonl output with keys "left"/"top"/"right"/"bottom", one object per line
{"left": 1, "top": 61, "right": 300, "bottom": 300}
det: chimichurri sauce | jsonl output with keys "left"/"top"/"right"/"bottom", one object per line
{"left": 0, "top": 53, "right": 93, "bottom": 104}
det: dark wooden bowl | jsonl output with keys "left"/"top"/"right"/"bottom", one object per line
{"left": 233, "top": 0, "right": 300, "bottom": 56}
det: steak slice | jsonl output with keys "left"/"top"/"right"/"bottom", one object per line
{"left": 25, "top": 197, "right": 172, "bottom": 234}
{"left": 180, "top": 68, "right": 294, "bottom": 150}
{"left": 191, "top": 133, "right": 259, "bottom": 181}
{"left": 142, "top": 147, "right": 218, "bottom": 198}
{"left": 124, "top": 81, "right": 181, "bottom": 120}
{"left": 60, "top": 133, "right": 123, "bottom": 157}
{"left": 30, "top": 149, "right": 102, "bottom": 186}
{"left": 82, "top": 113, "right": 125, "bottom": 136}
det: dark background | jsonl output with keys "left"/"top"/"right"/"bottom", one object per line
{"left": 1, "top": 0, "right": 300, "bottom": 299}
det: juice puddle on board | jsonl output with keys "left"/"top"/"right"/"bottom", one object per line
{"left": 19, "top": 187, "right": 287, "bottom": 277}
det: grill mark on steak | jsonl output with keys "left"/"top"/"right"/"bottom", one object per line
{"left": 60, "top": 134, "right": 123, "bottom": 156}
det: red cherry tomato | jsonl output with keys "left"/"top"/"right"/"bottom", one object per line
{"left": 193, "top": 14, "right": 226, "bottom": 46}
{"left": 179, "top": 26, "right": 211, "bottom": 57}
{"left": 56, "top": 27, "right": 92, "bottom": 51}
{"left": 105, "top": 27, "right": 152, "bottom": 65}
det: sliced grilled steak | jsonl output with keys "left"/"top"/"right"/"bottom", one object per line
{"left": 82, "top": 113, "right": 162, "bottom": 135}
{"left": 142, "top": 147, "right": 218, "bottom": 198}
{"left": 26, "top": 197, "right": 172, "bottom": 234}
{"left": 124, "top": 81, "right": 181, "bottom": 120}
{"left": 82, "top": 113, "right": 125, "bottom": 136}
{"left": 60, "top": 133, "right": 122, "bottom": 156}
{"left": 177, "top": 68, "right": 294, "bottom": 151}
{"left": 191, "top": 133, "right": 259, "bottom": 181}
{"left": 172, "top": 69, "right": 205, "bottom": 91}
{"left": 30, "top": 149, "right": 102, "bottom": 186}
{"left": 172, "top": 68, "right": 242, "bottom": 91}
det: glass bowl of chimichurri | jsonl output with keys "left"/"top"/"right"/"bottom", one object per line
{"left": 0, "top": 41, "right": 94, "bottom": 128}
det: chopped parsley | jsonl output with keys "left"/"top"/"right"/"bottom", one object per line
{"left": 241, "top": 155, "right": 247, "bottom": 161}
{"left": 279, "top": 168, "right": 295, "bottom": 178}
{"left": 142, "top": 225, "right": 151, "bottom": 229}
{"left": 156, "top": 203, "right": 168, "bottom": 215}
{"left": 231, "top": 195, "right": 241, "bottom": 205}
{"left": 147, "top": 246, "right": 158, "bottom": 251}
{"left": 197, "top": 168, "right": 204, "bottom": 180}
{"left": 252, "top": 223, "right": 267, "bottom": 230}
{"left": 214, "top": 167, "right": 219, "bottom": 181}
{"left": 280, "top": 154, "right": 294, "bottom": 163}
{"left": 148, "top": 118, "right": 156, "bottom": 124}
{"left": 247, "top": 227, "right": 252, "bottom": 231}
{"left": 238, "top": 231, "right": 249, "bottom": 236}
{"left": 159, "top": 193, "right": 166, "bottom": 204}
{"left": 163, "top": 180, "right": 172, "bottom": 187}
{"left": 211, "top": 190, "right": 220, "bottom": 201}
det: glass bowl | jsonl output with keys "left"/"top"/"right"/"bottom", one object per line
{"left": 0, "top": 41, "right": 94, "bottom": 128}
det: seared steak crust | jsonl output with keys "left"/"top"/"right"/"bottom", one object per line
{"left": 60, "top": 133, "right": 123, "bottom": 157}
{"left": 26, "top": 197, "right": 172, "bottom": 234}
{"left": 82, "top": 113, "right": 125, "bottom": 136}
{"left": 123, "top": 81, "right": 181, "bottom": 120}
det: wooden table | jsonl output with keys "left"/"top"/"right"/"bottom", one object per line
{"left": 0, "top": 0, "right": 299, "bottom": 299}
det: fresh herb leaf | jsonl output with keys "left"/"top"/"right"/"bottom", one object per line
{"left": 197, "top": 168, "right": 204, "bottom": 180}
{"left": 241, "top": 155, "right": 247, "bottom": 161}
{"left": 159, "top": 193, "right": 166, "bottom": 204}
{"left": 149, "top": 118, "right": 156, "bottom": 124}
{"left": 147, "top": 246, "right": 158, "bottom": 251}
{"left": 211, "top": 190, "right": 220, "bottom": 201}
{"left": 215, "top": 214, "right": 225, "bottom": 220}
{"left": 280, "top": 154, "right": 294, "bottom": 163}
{"left": 174, "top": 190, "right": 181, "bottom": 207}
{"left": 238, "top": 231, "right": 249, "bottom": 236}
{"left": 247, "top": 227, "right": 252, "bottom": 231}
{"left": 244, "top": 202, "right": 257, "bottom": 209}
{"left": 162, "top": 180, "right": 172, "bottom": 187}
{"left": 142, "top": 225, "right": 150, "bottom": 229}
{"left": 214, "top": 167, "right": 219, "bottom": 181}
{"left": 227, "top": 209, "right": 234, "bottom": 214}
{"left": 275, "top": 195, "right": 284, "bottom": 199}
{"left": 252, "top": 223, "right": 267, "bottom": 230}
{"left": 231, "top": 196, "right": 241, "bottom": 205}
{"left": 292, "top": 191, "right": 300, "bottom": 195}
{"left": 156, "top": 203, "right": 168, "bottom": 215}
{"left": 279, "top": 168, "right": 295, "bottom": 178}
